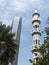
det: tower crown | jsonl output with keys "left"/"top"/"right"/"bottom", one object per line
{"left": 32, "top": 10, "right": 40, "bottom": 17}
{"left": 32, "top": 10, "right": 41, "bottom": 24}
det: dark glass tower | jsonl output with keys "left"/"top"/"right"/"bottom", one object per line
{"left": 11, "top": 17, "right": 22, "bottom": 65}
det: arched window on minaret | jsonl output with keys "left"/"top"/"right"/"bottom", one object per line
{"left": 36, "top": 39, "right": 37, "bottom": 44}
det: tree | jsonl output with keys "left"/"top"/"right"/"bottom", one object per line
{"left": 0, "top": 24, "right": 18, "bottom": 65}
{"left": 37, "top": 21, "right": 49, "bottom": 65}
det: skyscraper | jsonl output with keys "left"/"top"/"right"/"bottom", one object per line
{"left": 29, "top": 10, "right": 41, "bottom": 65}
{"left": 11, "top": 17, "right": 22, "bottom": 65}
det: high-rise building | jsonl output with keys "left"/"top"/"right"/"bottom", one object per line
{"left": 29, "top": 10, "right": 41, "bottom": 65}
{"left": 0, "top": 21, "right": 2, "bottom": 26}
{"left": 11, "top": 17, "right": 22, "bottom": 65}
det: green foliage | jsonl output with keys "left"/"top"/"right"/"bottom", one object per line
{"left": 0, "top": 24, "right": 18, "bottom": 65}
{"left": 37, "top": 23, "right": 49, "bottom": 65}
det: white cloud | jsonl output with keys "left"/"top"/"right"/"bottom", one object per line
{"left": 0, "top": 0, "right": 49, "bottom": 26}
{"left": 0, "top": 0, "right": 49, "bottom": 14}
{"left": 7, "top": 0, "right": 27, "bottom": 12}
{"left": 0, "top": 10, "right": 12, "bottom": 25}
{"left": 0, "top": 0, "right": 6, "bottom": 7}
{"left": 0, "top": 0, "right": 4, "bottom": 4}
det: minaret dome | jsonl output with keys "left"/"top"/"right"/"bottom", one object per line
{"left": 32, "top": 9, "right": 40, "bottom": 17}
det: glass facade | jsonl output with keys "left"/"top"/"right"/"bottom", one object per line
{"left": 11, "top": 16, "right": 22, "bottom": 65}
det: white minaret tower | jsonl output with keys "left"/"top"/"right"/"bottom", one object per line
{"left": 29, "top": 10, "right": 41, "bottom": 65}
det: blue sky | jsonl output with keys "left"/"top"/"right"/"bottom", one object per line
{"left": 0, "top": 0, "right": 49, "bottom": 65}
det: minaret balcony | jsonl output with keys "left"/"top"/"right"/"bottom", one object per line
{"left": 33, "top": 56, "right": 40, "bottom": 61}
{"left": 31, "top": 46, "right": 39, "bottom": 53}
{"left": 34, "top": 55, "right": 40, "bottom": 58}
{"left": 32, "top": 10, "right": 40, "bottom": 17}
{"left": 32, "top": 18, "right": 41, "bottom": 24}
{"left": 32, "top": 29, "right": 41, "bottom": 36}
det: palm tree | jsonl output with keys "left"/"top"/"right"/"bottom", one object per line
{"left": 0, "top": 24, "right": 18, "bottom": 65}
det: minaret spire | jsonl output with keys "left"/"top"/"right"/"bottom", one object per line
{"left": 29, "top": 10, "right": 41, "bottom": 65}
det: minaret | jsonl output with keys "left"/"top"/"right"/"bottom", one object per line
{"left": 29, "top": 10, "right": 41, "bottom": 65}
